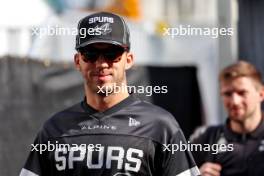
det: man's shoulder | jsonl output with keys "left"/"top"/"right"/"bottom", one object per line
{"left": 130, "top": 99, "right": 184, "bottom": 144}
{"left": 41, "top": 101, "right": 83, "bottom": 135}
{"left": 48, "top": 101, "right": 83, "bottom": 121}
{"left": 190, "top": 124, "right": 224, "bottom": 143}
{"left": 134, "top": 99, "right": 181, "bottom": 133}
{"left": 136, "top": 100, "right": 178, "bottom": 122}
{"left": 135, "top": 99, "right": 173, "bottom": 116}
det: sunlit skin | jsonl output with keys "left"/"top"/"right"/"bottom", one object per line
{"left": 220, "top": 77, "right": 264, "bottom": 133}
{"left": 74, "top": 43, "right": 134, "bottom": 112}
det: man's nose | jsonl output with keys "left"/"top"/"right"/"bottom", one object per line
{"left": 95, "top": 55, "right": 109, "bottom": 68}
{"left": 230, "top": 93, "right": 242, "bottom": 105}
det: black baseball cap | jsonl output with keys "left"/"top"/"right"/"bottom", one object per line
{"left": 75, "top": 12, "right": 130, "bottom": 50}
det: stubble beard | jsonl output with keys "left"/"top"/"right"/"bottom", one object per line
{"left": 230, "top": 107, "right": 256, "bottom": 124}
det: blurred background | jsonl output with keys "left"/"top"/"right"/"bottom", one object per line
{"left": 0, "top": 0, "right": 263, "bottom": 175}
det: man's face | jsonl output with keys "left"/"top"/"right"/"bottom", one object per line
{"left": 220, "top": 77, "right": 264, "bottom": 122}
{"left": 74, "top": 43, "right": 134, "bottom": 95}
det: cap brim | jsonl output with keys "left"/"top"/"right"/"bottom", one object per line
{"left": 76, "top": 39, "right": 126, "bottom": 50}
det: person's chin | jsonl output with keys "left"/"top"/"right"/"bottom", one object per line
{"left": 95, "top": 82, "right": 115, "bottom": 96}
{"left": 229, "top": 112, "right": 245, "bottom": 121}
{"left": 98, "top": 82, "right": 114, "bottom": 88}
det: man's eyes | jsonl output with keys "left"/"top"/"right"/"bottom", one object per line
{"left": 223, "top": 90, "right": 248, "bottom": 97}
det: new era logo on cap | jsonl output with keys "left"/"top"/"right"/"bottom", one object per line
{"left": 75, "top": 12, "right": 130, "bottom": 50}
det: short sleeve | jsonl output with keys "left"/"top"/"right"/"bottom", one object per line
{"left": 161, "top": 129, "right": 201, "bottom": 176}
{"left": 19, "top": 130, "right": 49, "bottom": 176}
{"left": 189, "top": 125, "right": 222, "bottom": 167}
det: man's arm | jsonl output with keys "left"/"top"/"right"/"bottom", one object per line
{"left": 190, "top": 126, "right": 222, "bottom": 176}
{"left": 20, "top": 130, "right": 49, "bottom": 176}
{"left": 161, "top": 129, "right": 201, "bottom": 176}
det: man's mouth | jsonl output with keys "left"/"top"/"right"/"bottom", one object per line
{"left": 95, "top": 74, "right": 112, "bottom": 81}
{"left": 229, "top": 107, "right": 244, "bottom": 115}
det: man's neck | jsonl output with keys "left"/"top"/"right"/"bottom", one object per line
{"left": 85, "top": 86, "right": 129, "bottom": 112}
{"left": 230, "top": 110, "right": 262, "bottom": 134}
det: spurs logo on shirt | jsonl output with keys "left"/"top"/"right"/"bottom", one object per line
{"left": 55, "top": 146, "right": 143, "bottom": 172}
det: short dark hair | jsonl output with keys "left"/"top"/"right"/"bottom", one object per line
{"left": 219, "top": 61, "right": 263, "bottom": 89}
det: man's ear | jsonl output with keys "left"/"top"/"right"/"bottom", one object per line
{"left": 74, "top": 53, "right": 81, "bottom": 71}
{"left": 125, "top": 52, "right": 134, "bottom": 70}
{"left": 259, "top": 85, "right": 264, "bottom": 102}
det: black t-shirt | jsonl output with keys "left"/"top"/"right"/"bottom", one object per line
{"left": 191, "top": 118, "right": 264, "bottom": 176}
{"left": 20, "top": 95, "right": 200, "bottom": 176}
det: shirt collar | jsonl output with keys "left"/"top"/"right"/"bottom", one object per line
{"left": 224, "top": 114, "right": 264, "bottom": 141}
{"left": 81, "top": 94, "right": 139, "bottom": 117}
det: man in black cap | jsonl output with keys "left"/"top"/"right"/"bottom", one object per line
{"left": 20, "top": 12, "right": 200, "bottom": 176}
